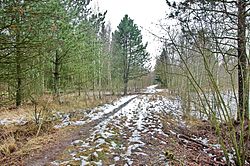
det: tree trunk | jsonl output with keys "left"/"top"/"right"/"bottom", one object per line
{"left": 92, "top": 80, "right": 96, "bottom": 100}
{"left": 123, "top": 39, "right": 129, "bottom": 96}
{"left": 98, "top": 59, "right": 102, "bottom": 99}
{"left": 54, "top": 50, "right": 60, "bottom": 98}
{"left": 236, "top": 1, "right": 248, "bottom": 165}
{"left": 15, "top": 3, "right": 22, "bottom": 107}
{"left": 123, "top": 79, "right": 128, "bottom": 95}
{"left": 237, "top": 1, "right": 249, "bottom": 121}
{"left": 16, "top": 59, "right": 22, "bottom": 107}
{"left": 78, "top": 84, "right": 81, "bottom": 96}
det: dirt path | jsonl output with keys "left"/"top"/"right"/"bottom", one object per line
{"left": 23, "top": 90, "right": 238, "bottom": 166}
{"left": 24, "top": 96, "right": 137, "bottom": 166}
{"left": 43, "top": 94, "right": 181, "bottom": 166}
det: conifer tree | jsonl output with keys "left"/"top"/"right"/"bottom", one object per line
{"left": 113, "top": 15, "right": 150, "bottom": 95}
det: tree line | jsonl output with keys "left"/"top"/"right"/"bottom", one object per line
{"left": 0, "top": 0, "right": 150, "bottom": 107}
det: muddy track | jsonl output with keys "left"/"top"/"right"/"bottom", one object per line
{"left": 24, "top": 96, "right": 137, "bottom": 166}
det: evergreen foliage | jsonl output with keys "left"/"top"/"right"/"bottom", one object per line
{"left": 112, "top": 15, "right": 150, "bottom": 95}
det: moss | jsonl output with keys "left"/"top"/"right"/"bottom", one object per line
{"left": 97, "top": 151, "right": 107, "bottom": 160}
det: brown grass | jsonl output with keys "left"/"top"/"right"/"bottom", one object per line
{"left": 0, "top": 93, "right": 117, "bottom": 124}
{"left": 0, "top": 93, "right": 118, "bottom": 165}
{"left": 0, "top": 136, "right": 17, "bottom": 156}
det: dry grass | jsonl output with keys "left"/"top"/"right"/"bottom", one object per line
{"left": 17, "top": 127, "right": 65, "bottom": 156}
{"left": 0, "top": 136, "right": 17, "bottom": 156}
{"left": 0, "top": 107, "right": 33, "bottom": 122}
{"left": 0, "top": 93, "right": 118, "bottom": 164}
{"left": 0, "top": 121, "right": 55, "bottom": 152}
{"left": 0, "top": 93, "right": 117, "bottom": 123}
{"left": 39, "top": 93, "right": 116, "bottom": 113}
{"left": 0, "top": 119, "right": 70, "bottom": 164}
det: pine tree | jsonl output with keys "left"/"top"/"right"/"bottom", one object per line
{"left": 113, "top": 15, "right": 150, "bottom": 95}
{"left": 0, "top": 0, "right": 56, "bottom": 106}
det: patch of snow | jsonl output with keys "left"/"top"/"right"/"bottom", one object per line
{"left": 144, "top": 85, "right": 165, "bottom": 94}
{"left": 154, "top": 128, "right": 169, "bottom": 137}
{"left": 72, "top": 140, "right": 84, "bottom": 145}
{"left": 54, "top": 121, "right": 71, "bottom": 129}
{"left": 134, "top": 152, "right": 148, "bottom": 156}
{"left": 146, "top": 95, "right": 182, "bottom": 118}
{"left": 81, "top": 160, "right": 89, "bottom": 166}
{"left": 93, "top": 152, "right": 98, "bottom": 158}
{"left": 169, "top": 130, "right": 177, "bottom": 135}
{"left": 54, "top": 95, "right": 137, "bottom": 129}
{"left": 50, "top": 161, "right": 60, "bottom": 166}
{"left": 93, "top": 160, "right": 102, "bottom": 166}
{"left": 114, "top": 156, "right": 120, "bottom": 161}
{"left": 124, "top": 158, "right": 133, "bottom": 166}
{"left": 0, "top": 117, "right": 28, "bottom": 126}
{"left": 96, "top": 138, "right": 106, "bottom": 145}
{"left": 208, "top": 153, "right": 216, "bottom": 157}
{"left": 145, "top": 85, "right": 158, "bottom": 93}
{"left": 102, "top": 131, "right": 115, "bottom": 138}
{"left": 71, "top": 120, "right": 86, "bottom": 126}
{"left": 195, "top": 137, "right": 209, "bottom": 145}
{"left": 72, "top": 156, "right": 81, "bottom": 161}
{"left": 111, "top": 141, "right": 117, "bottom": 148}
{"left": 190, "top": 91, "right": 240, "bottom": 121}
{"left": 87, "top": 95, "right": 137, "bottom": 121}
{"left": 212, "top": 144, "right": 221, "bottom": 149}
{"left": 51, "top": 94, "right": 180, "bottom": 165}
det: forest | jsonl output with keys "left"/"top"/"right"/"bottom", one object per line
{"left": 0, "top": 0, "right": 249, "bottom": 166}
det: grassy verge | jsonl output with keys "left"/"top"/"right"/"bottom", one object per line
{"left": 0, "top": 93, "right": 118, "bottom": 165}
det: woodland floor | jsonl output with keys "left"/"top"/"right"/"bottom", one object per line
{"left": 0, "top": 86, "right": 249, "bottom": 166}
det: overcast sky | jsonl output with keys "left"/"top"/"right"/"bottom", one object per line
{"left": 92, "top": 0, "right": 170, "bottom": 67}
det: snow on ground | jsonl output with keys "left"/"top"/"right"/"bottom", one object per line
{"left": 147, "top": 95, "right": 182, "bottom": 118}
{"left": 50, "top": 86, "right": 237, "bottom": 165}
{"left": 0, "top": 117, "right": 27, "bottom": 126}
{"left": 86, "top": 95, "right": 137, "bottom": 121}
{"left": 1, "top": 85, "right": 238, "bottom": 165}
{"left": 0, "top": 85, "right": 237, "bottom": 165}
{"left": 50, "top": 93, "right": 181, "bottom": 165}
{"left": 54, "top": 95, "right": 137, "bottom": 129}
{"left": 0, "top": 95, "right": 137, "bottom": 128}
{"left": 144, "top": 85, "right": 164, "bottom": 94}
{"left": 190, "top": 91, "right": 239, "bottom": 121}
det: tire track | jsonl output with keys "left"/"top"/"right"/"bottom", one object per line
{"left": 25, "top": 96, "right": 137, "bottom": 166}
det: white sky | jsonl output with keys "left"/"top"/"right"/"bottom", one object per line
{"left": 92, "top": 0, "right": 170, "bottom": 67}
